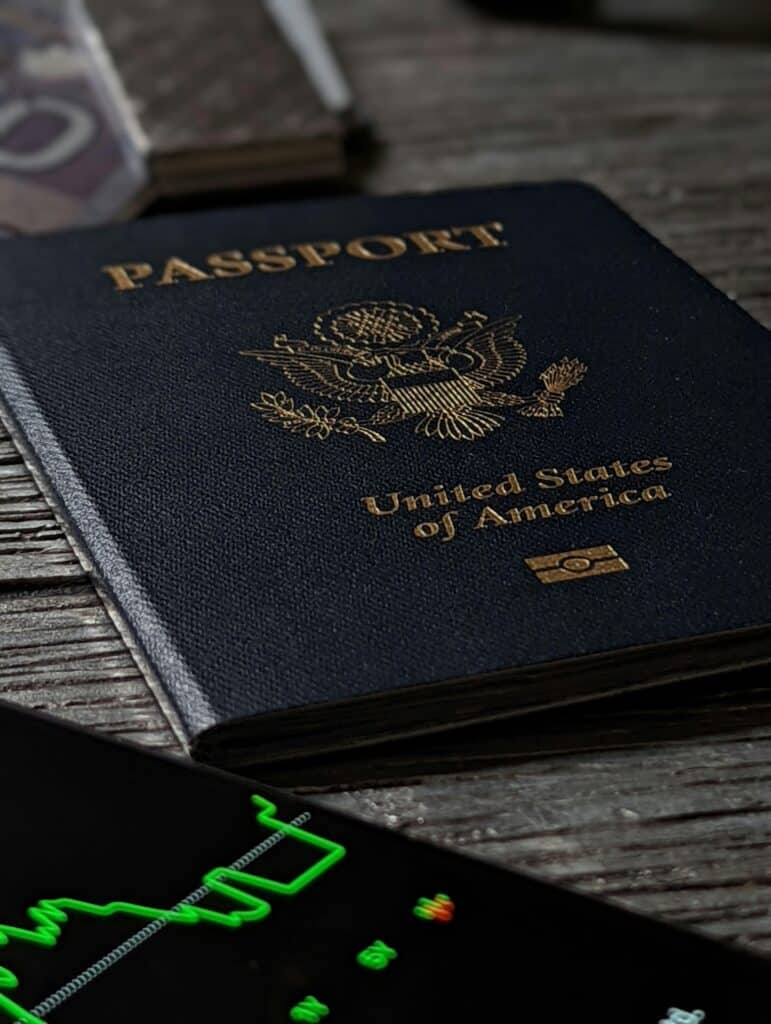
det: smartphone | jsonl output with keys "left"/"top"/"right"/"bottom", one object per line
{"left": 0, "top": 700, "right": 766, "bottom": 1023}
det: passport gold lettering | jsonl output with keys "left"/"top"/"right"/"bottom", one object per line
{"left": 473, "top": 484, "right": 669, "bottom": 529}
{"left": 157, "top": 257, "right": 213, "bottom": 286}
{"left": 100, "top": 222, "right": 508, "bottom": 290}
{"left": 363, "top": 455, "right": 673, "bottom": 543}
{"left": 251, "top": 245, "right": 296, "bottom": 273}
{"left": 403, "top": 493, "right": 434, "bottom": 512}
{"left": 100, "top": 262, "right": 152, "bottom": 290}
{"left": 361, "top": 472, "right": 524, "bottom": 517}
{"left": 453, "top": 221, "right": 506, "bottom": 247}
{"left": 405, "top": 229, "right": 471, "bottom": 254}
{"left": 292, "top": 241, "right": 341, "bottom": 267}
{"left": 535, "top": 456, "right": 671, "bottom": 489}
{"left": 206, "top": 251, "right": 254, "bottom": 277}
{"left": 345, "top": 235, "right": 408, "bottom": 260}
{"left": 414, "top": 511, "right": 458, "bottom": 542}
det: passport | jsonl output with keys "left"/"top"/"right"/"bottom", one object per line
{"left": 0, "top": 183, "right": 769, "bottom": 769}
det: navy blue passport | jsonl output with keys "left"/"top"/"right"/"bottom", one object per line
{"left": 0, "top": 183, "right": 769, "bottom": 767}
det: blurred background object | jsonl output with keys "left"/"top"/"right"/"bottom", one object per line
{"left": 85, "top": 0, "right": 348, "bottom": 201}
{"left": 0, "top": 0, "right": 352, "bottom": 236}
{"left": 600, "top": 0, "right": 771, "bottom": 34}
{"left": 8, "top": 0, "right": 764, "bottom": 242}
{"left": 265, "top": 0, "right": 353, "bottom": 118}
{"left": 0, "top": 0, "right": 147, "bottom": 236}
{"left": 476, "top": 0, "right": 771, "bottom": 34}
{"left": 472, "top": 0, "right": 596, "bottom": 18}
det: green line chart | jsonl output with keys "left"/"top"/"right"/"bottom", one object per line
{"left": 0, "top": 796, "right": 346, "bottom": 1024}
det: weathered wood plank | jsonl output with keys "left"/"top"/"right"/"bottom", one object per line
{"left": 0, "top": 0, "right": 770, "bottom": 957}
{"left": 0, "top": 583, "right": 177, "bottom": 750}
{"left": 320, "top": 730, "right": 771, "bottom": 953}
{"left": 0, "top": 423, "right": 85, "bottom": 583}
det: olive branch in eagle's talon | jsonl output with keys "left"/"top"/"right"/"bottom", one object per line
{"left": 518, "top": 357, "right": 588, "bottom": 417}
{"left": 477, "top": 356, "right": 587, "bottom": 417}
{"left": 251, "top": 391, "right": 386, "bottom": 444}
{"left": 242, "top": 303, "right": 588, "bottom": 444}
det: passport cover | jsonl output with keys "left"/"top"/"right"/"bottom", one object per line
{"left": 0, "top": 183, "right": 769, "bottom": 767}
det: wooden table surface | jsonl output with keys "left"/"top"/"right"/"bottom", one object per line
{"left": 2, "top": 0, "right": 771, "bottom": 954}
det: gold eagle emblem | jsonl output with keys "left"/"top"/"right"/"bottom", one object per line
{"left": 240, "top": 301, "right": 586, "bottom": 444}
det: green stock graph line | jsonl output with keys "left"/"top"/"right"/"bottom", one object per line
{"left": 0, "top": 796, "right": 346, "bottom": 1024}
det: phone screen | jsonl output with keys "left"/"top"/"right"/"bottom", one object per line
{"left": 0, "top": 701, "right": 766, "bottom": 1024}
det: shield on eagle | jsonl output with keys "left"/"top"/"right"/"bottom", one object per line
{"left": 240, "top": 301, "right": 586, "bottom": 444}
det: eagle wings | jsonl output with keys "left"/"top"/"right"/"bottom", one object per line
{"left": 241, "top": 310, "right": 586, "bottom": 444}
{"left": 237, "top": 348, "right": 385, "bottom": 404}
{"left": 462, "top": 316, "right": 528, "bottom": 389}
{"left": 241, "top": 316, "right": 526, "bottom": 398}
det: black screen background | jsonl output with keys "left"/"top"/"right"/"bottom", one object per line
{"left": 0, "top": 702, "right": 767, "bottom": 1023}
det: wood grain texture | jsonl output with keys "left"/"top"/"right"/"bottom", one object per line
{"left": 1, "top": 0, "right": 771, "bottom": 954}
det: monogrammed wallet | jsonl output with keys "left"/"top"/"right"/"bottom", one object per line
{"left": 0, "top": 183, "right": 769, "bottom": 767}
